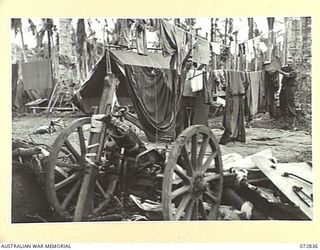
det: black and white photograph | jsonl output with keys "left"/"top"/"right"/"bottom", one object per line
{"left": 11, "top": 17, "right": 312, "bottom": 224}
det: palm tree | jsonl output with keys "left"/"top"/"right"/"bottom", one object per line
{"left": 11, "top": 18, "right": 28, "bottom": 62}
{"left": 28, "top": 18, "right": 54, "bottom": 58}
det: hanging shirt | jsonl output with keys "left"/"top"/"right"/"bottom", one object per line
{"left": 245, "top": 39, "right": 255, "bottom": 62}
{"left": 204, "top": 69, "right": 225, "bottom": 104}
{"left": 247, "top": 71, "right": 260, "bottom": 116}
{"left": 253, "top": 37, "right": 261, "bottom": 58}
{"left": 135, "top": 19, "right": 148, "bottom": 56}
{"left": 225, "top": 70, "right": 246, "bottom": 95}
{"left": 118, "top": 19, "right": 134, "bottom": 48}
{"left": 159, "top": 19, "right": 191, "bottom": 75}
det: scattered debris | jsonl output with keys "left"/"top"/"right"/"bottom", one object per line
{"left": 11, "top": 136, "right": 313, "bottom": 222}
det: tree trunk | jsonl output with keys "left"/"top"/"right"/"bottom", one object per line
{"left": 210, "top": 18, "right": 216, "bottom": 70}
{"left": 19, "top": 29, "right": 28, "bottom": 62}
{"left": 267, "top": 17, "right": 275, "bottom": 61}
{"left": 47, "top": 28, "right": 51, "bottom": 58}
{"left": 248, "top": 18, "right": 254, "bottom": 70}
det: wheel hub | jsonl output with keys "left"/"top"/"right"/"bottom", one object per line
{"left": 192, "top": 171, "right": 207, "bottom": 197}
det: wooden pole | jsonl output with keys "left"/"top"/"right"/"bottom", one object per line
{"left": 73, "top": 26, "right": 117, "bottom": 221}
{"left": 73, "top": 73, "right": 118, "bottom": 221}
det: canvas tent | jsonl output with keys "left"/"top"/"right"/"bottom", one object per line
{"left": 75, "top": 49, "right": 184, "bottom": 141}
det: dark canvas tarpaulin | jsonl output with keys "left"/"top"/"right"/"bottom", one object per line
{"left": 124, "top": 65, "right": 182, "bottom": 141}
{"left": 21, "top": 59, "right": 53, "bottom": 98}
{"left": 79, "top": 50, "right": 171, "bottom": 99}
{"left": 111, "top": 50, "right": 170, "bottom": 69}
{"left": 77, "top": 50, "right": 182, "bottom": 141}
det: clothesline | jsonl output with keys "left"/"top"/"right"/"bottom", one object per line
{"left": 189, "top": 68, "right": 265, "bottom": 79}
{"left": 169, "top": 18, "right": 291, "bottom": 49}
{"left": 204, "top": 28, "right": 283, "bottom": 49}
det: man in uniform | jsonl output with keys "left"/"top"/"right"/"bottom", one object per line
{"left": 175, "top": 56, "right": 196, "bottom": 136}
{"left": 278, "top": 57, "right": 298, "bottom": 130}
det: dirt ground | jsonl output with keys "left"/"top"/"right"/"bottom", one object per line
{"left": 11, "top": 111, "right": 312, "bottom": 222}
{"left": 12, "top": 111, "right": 312, "bottom": 163}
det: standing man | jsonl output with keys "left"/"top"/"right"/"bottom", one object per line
{"left": 175, "top": 56, "right": 197, "bottom": 136}
{"left": 278, "top": 57, "right": 298, "bottom": 130}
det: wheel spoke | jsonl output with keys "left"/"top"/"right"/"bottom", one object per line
{"left": 198, "top": 198, "right": 207, "bottom": 220}
{"left": 180, "top": 146, "right": 194, "bottom": 176}
{"left": 191, "top": 134, "right": 198, "bottom": 170}
{"left": 77, "top": 127, "right": 87, "bottom": 156}
{"left": 93, "top": 180, "right": 118, "bottom": 215}
{"left": 201, "top": 151, "right": 218, "bottom": 172}
{"left": 191, "top": 199, "right": 199, "bottom": 220}
{"left": 184, "top": 198, "right": 195, "bottom": 220}
{"left": 55, "top": 166, "right": 69, "bottom": 178}
{"left": 204, "top": 172, "right": 221, "bottom": 182}
{"left": 173, "top": 193, "right": 192, "bottom": 220}
{"left": 204, "top": 191, "right": 220, "bottom": 204}
{"left": 197, "top": 135, "right": 208, "bottom": 168}
{"left": 174, "top": 165, "right": 191, "bottom": 184}
{"left": 171, "top": 185, "right": 191, "bottom": 200}
{"left": 64, "top": 139, "right": 83, "bottom": 162}
{"left": 61, "top": 179, "right": 82, "bottom": 209}
{"left": 96, "top": 180, "right": 108, "bottom": 198}
{"left": 56, "top": 161, "right": 83, "bottom": 170}
{"left": 55, "top": 172, "right": 82, "bottom": 191}
{"left": 162, "top": 125, "right": 223, "bottom": 221}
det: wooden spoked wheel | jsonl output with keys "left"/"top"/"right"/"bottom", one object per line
{"left": 45, "top": 117, "right": 112, "bottom": 220}
{"left": 162, "top": 125, "right": 223, "bottom": 220}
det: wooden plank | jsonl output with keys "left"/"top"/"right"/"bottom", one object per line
{"left": 252, "top": 155, "right": 313, "bottom": 219}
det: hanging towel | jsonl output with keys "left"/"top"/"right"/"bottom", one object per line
{"left": 248, "top": 71, "right": 260, "bottom": 116}
{"left": 190, "top": 69, "right": 204, "bottom": 92}
{"left": 230, "top": 41, "right": 236, "bottom": 55}
{"left": 245, "top": 39, "right": 255, "bottom": 62}
{"left": 260, "top": 42, "right": 268, "bottom": 53}
{"left": 193, "top": 39, "right": 210, "bottom": 65}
